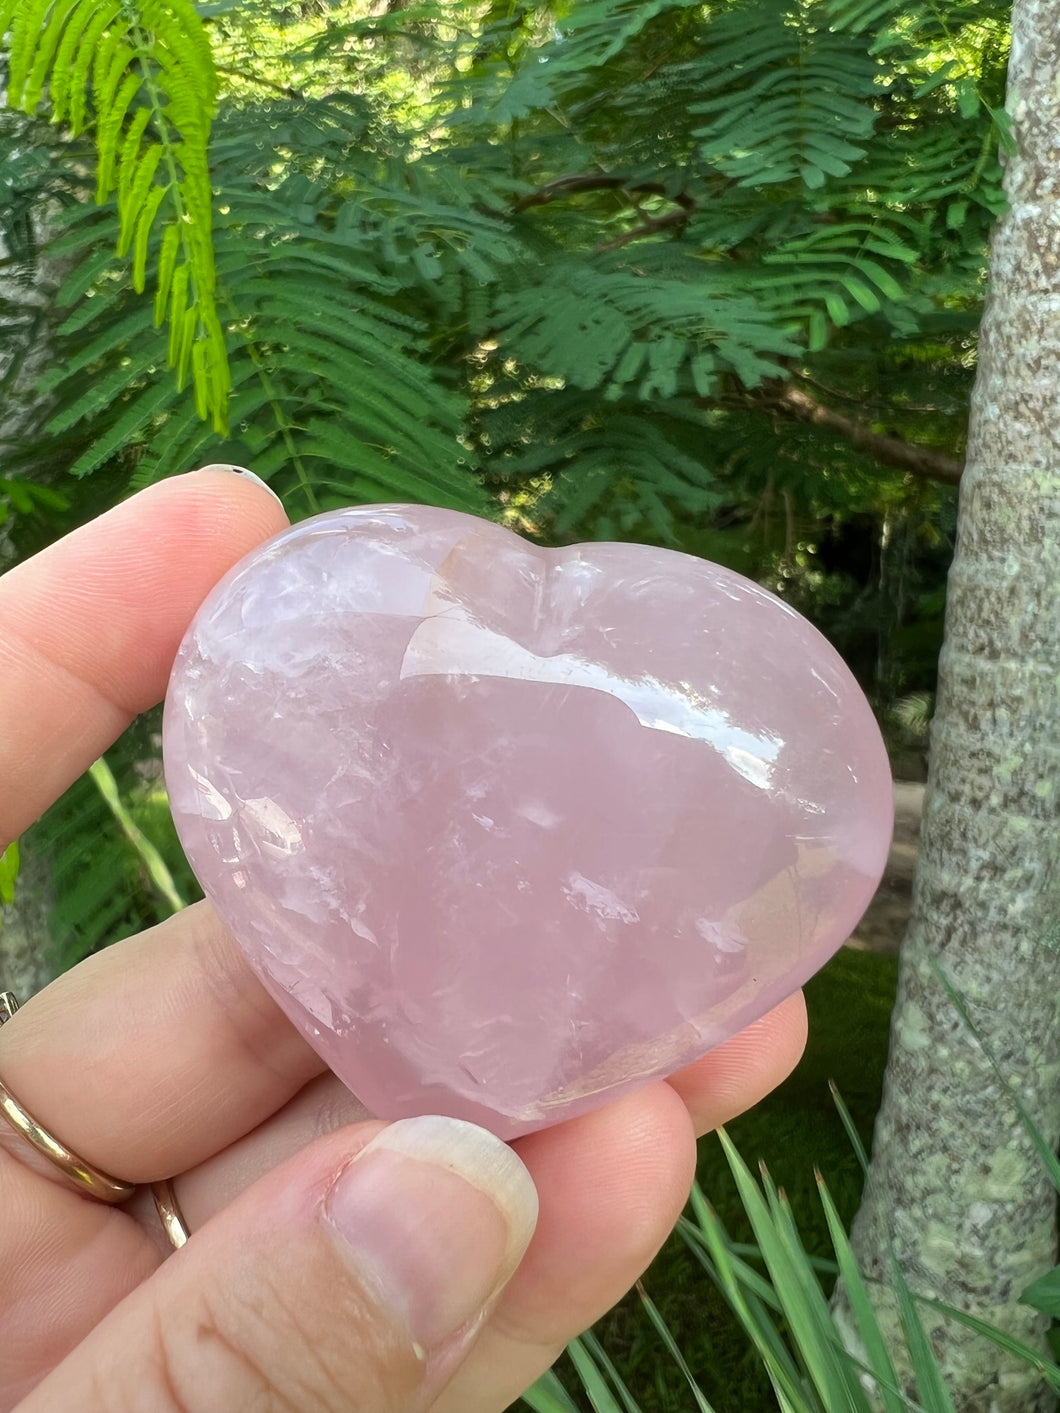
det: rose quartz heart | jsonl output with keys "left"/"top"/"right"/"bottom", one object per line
{"left": 164, "top": 505, "right": 892, "bottom": 1138}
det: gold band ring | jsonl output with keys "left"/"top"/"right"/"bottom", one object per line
{"left": 151, "top": 1177, "right": 191, "bottom": 1249}
{"left": 0, "top": 991, "right": 136, "bottom": 1205}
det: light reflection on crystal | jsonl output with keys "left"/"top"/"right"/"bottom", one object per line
{"left": 401, "top": 615, "right": 783, "bottom": 788}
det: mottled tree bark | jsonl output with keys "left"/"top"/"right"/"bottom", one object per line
{"left": 835, "top": 8, "right": 1060, "bottom": 1410}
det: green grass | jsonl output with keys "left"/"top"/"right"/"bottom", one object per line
{"left": 27, "top": 716, "right": 203, "bottom": 971}
{"left": 546, "top": 946, "right": 899, "bottom": 1413}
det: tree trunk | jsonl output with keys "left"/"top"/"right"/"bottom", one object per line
{"left": 836, "top": 6, "right": 1060, "bottom": 1410}
{"left": 0, "top": 846, "right": 54, "bottom": 1002}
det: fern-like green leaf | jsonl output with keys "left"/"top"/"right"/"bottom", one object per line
{"left": 97, "top": 70, "right": 141, "bottom": 200}
{"left": 20, "top": 0, "right": 82, "bottom": 109}
{"left": 37, "top": 304, "right": 156, "bottom": 390}
{"left": 153, "top": 223, "right": 181, "bottom": 325}
{"left": 46, "top": 343, "right": 162, "bottom": 431}
{"left": 5, "top": 0, "right": 228, "bottom": 430}
{"left": 132, "top": 185, "right": 167, "bottom": 290}
{"left": 68, "top": 375, "right": 178, "bottom": 476}
{"left": 70, "top": 2, "right": 124, "bottom": 134}
{"left": 690, "top": 0, "right": 879, "bottom": 189}
{"left": 493, "top": 261, "right": 798, "bottom": 396}
{"left": 128, "top": 392, "right": 219, "bottom": 485}
{"left": 55, "top": 247, "right": 124, "bottom": 311}
{"left": 117, "top": 143, "right": 163, "bottom": 252}
{"left": 456, "top": 0, "right": 701, "bottom": 124}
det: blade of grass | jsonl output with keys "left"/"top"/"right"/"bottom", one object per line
{"left": 817, "top": 1171, "right": 908, "bottom": 1413}
{"left": 731, "top": 1240, "right": 840, "bottom": 1280}
{"left": 772, "top": 1183, "right": 879, "bottom": 1413}
{"left": 768, "top": 1166, "right": 932, "bottom": 1413}
{"left": 680, "top": 1209, "right": 837, "bottom": 1280}
{"left": 88, "top": 757, "right": 186, "bottom": 914}
{"left": 694, "top": 1191, "right": 817, "bottom": 1411}
{"left": 829, "top": 1082, "right": 871, "bottom": 1177}
{"left": 687, "top": 1194, "right": 926, "bottom": 1413}
{"left": 678, "top": 1214, "right": 819, "bottom": 1389}
{"left": 684, "top": 1193, "right": 840, "bottom": 1284}
{"left": 916, "top": 1295, "right": 1060, "bottom": 1391}
{"left": 578, "top": 1331, "right": 644, "bottom": 1413}
{"left": 889, "top": 1246, "right": 957, "bottom": 1413}
{"left": 698, "top": 1195, "right": 837, "bottom": 1389}
{"left": 680, "top": 1215, "right": 785, "bottom": 1313}
{"left": 0, "top": 840, "right": 19, "bottom": 905}
{"left": 634, "top": 1280, "right": 717, "bottom": 1413}
{"left": 717, "top": 1131, "right": 867, "bottom": 1413}
{"left": 566, "top": 1335, "right": 626, "bottom": 1413}
{"left": 522, "top": 1369, "right": 582, "bottom": 1413}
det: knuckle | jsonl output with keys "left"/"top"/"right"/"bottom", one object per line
{"left": 179, "top": 1253, "right": 410, "bottom": 1413}
{"left": 138, "top": 1284, "right": 292, "bottom": 1413}
{"left": 134, "top": 1299, "right": 201, "bottom": 1413}
{"left": 311, "top": 1082, "right": 370, "bottom": 1141}
{"left": 115, "top": 1237, "right": 427, "bottom": 1413}
{"left": 236, "top": 1244, "right": 427, "bottom": 1413}
{"left": 249, "top": 1256, "right": 422, "bottom": 1413}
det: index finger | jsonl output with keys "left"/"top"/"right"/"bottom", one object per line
{"left": 0, "top": 468, "right": 289, "bottom": 846}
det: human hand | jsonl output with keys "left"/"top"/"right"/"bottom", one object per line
{"left": 0, "top": 469, "right": 807, "bottom": 1412}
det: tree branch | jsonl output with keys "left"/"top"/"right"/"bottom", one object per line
{"left": 795, "top": 370, "right": 950, "bottom": 416}
{"left": 595, "top": 206, "right": 690, "bottom": 252}
{"left": 759, "top": 381, "right": 964, "bottom": 485}
{"left": 513, "top": 172, "right": 696, "bottom": 214}
{"left": 214, "top": 65, "right": 303, "bottom": 101}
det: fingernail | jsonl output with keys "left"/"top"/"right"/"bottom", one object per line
{"left": 194, "top": 463, "right": 285, "bottom": 508}
{"left": 324, "top": 1116, "right": 538, "bottom": 1355}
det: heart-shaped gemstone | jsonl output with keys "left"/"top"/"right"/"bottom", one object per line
{"left": 164, "top": 505, "right": 892, "bottom": 1137}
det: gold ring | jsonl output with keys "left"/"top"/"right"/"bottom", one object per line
{"left": 0, "top": 991, "right": 135, "bottom": 1205}
{"left": 151, "top": 1177, "right": 191, "bottom": 1249}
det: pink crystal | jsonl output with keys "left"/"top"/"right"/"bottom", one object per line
{"left": 163, "top": 505, "right": 893, "bottom": 1138}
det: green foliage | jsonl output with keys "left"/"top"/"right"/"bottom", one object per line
{"left": 675, "top": 1125, "right": 1060, "bottom": 1413}
{"left": 453, "top": 0, "right": 704, "bottom": 125}
{"left": 1, "top": 0, "right": 227, "bottom": 427}
{"left": 492, "top": 262, "right": 797, "bottom": 396}
{"left": 0, "top": 476, "right": 69, "bottom": 534}
{"left": 87, "top": 757, "right": 187, "bottom": 914}
{"left": 3, "top": 0, "right": 1000, "bottom": 566}
{"left": 523, "top": 1368, "right": 582, "bottom": 1413}
{"left": 0, "top": 842, "right": 19, "bottom": 907}
{"left": 690, "top": 0, "right": 880, "bottom": 191}
{"left": 26, "top": 720, "right": 201, "bottom": 970}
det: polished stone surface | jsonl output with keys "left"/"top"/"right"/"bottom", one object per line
{"left": 164, "top": 505, "right": 893, "bottom": 1137}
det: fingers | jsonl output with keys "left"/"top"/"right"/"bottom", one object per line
{"left": 0, "top": 903, "right": 324, "bottom": 1185}
{"left": 429, "top": 1003, "right": 804, "bottom": 1413}
{"left": 0, "top": 916, "right": 802, "bottom": 1406}
{"left": 433, "top": 1084, "right": 698, "bottom": 1413}
{"left": 667, "top": 990, "right": 808, "bottom": 1135}
{"left": 19, "top": 1119, "right": 538, "bottom": 1413}
{"left": 0, "top": 900, "right": 328, "bottom": 1403}
{"left": 151, "top": 1078, "right": 697, "bottom": 1413}
{"left": 158, "top": 1073, "right": 370, "bottom": 1232}
{"left": 126, "top": 993, "right": 801, "bottom": 1273}
{"left": 0, "top": 468, "right": 288, "bottom": 845}
{"left": 0, "top": 984, "right": 799, "bottom": 1405}
{"left": 0, "top": 1151, "right": 156, "bottom": 1406}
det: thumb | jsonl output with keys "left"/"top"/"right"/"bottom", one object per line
{"left": 22, "top": 1117, "right": 539, "bottom": 1413}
